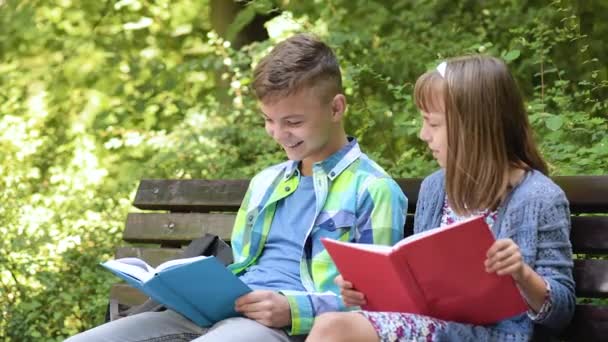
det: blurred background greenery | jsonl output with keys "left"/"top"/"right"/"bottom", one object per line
{"left": 1, "top": 0, "right": 606, "bottom": 340}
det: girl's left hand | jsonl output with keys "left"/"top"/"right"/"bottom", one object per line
{"left": 485, "top": 238, "right": 529, "bottom": 283}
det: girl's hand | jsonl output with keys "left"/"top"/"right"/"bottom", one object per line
{"left": 485, "top": 238, "right": 529, "bottom": 283}
{"left": 334, "top": 275, "right": 366, "bottom": 307}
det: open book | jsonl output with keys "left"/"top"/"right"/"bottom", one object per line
{"left": 102, "top": 256, "right": 251, "bottom": 327}
{"left": 322, "top": 216, "right": 528, "bottom": 325}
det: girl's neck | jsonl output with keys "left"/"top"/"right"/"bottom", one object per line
{"left": 499, "top": 167, "right": 527, "bottom": 206}
{"left": 507, "top": 167, "right": 527, "bottom": 189}
{"left": 445, "top": 165, "right": 529, "bottom": 213}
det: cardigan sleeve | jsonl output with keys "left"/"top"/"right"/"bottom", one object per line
{"left": 531, "top": 192, "right": 576, "bottom": 332}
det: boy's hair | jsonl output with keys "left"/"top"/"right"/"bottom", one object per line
{"left": 414, "top": 55, "right": 547, "bottom": 215}
{"left": 252, "top": 33, "right": 343, "bottom": 103}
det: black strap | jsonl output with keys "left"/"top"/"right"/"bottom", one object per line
{"left": 182, "top": 234, "right": 233, "bottom": 265}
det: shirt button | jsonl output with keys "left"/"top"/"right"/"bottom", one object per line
{"left": 330, "top": 172, "right": 335, "bottom": 177}
{"left": 285, "top": 186, "right": 291, "bottom": 192}
{"left": 247, "top": 215, "right": 253, "bottom": 221}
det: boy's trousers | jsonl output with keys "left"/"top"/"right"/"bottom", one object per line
{"left": 64, "top": 309, "right": 306, "bottom": 342}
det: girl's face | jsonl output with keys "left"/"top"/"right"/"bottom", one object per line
{"left": 419, "top": 103, "right": 448, "bottom": 168}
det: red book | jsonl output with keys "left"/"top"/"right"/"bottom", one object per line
{"left": 321, "top": 216, "right": 528, "bottom": 325}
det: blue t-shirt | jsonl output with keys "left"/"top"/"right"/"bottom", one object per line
{"left": 239, "top": 174, "right": 314, "bottom": 291}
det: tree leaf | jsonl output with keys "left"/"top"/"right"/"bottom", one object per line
{"left": 545, "top": 116, "right": 564, "bottom": 131}
{"left": 503, "top": 49, "right": 520, "bottom": 62}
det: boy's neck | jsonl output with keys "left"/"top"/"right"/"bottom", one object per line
{"left": 299, "top": 134, "right": 349, "bottom": 176}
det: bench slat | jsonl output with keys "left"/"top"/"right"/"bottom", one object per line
{"left": 133, "top": 176, "right": 608, "bottom": 213}
{"left": 124, "top": 213, "right": 234, "bottom": 244}
{"left": 396, "top": 179, "right": 422, "bottom": 212}
{"left": 110, "top": 283, "right": 148, "bottom": 307}
{"left": 121, "top": 213, "right": 605, "bottom": 253}
{"left": 562, "top": 304, "right": 608, "bottom": 341}
{"left": 110, "top": 248, "right": 608, "bottom": 300}
{"left": 571, "top": 216, "right": 608, "bottom": 254}
{"left": 555, "top": 176, "right": 608, "bottom": 213}
{"left": 134, "top": 179, "right": 249, "bottom": 212}
{"left": 574, "top": 259, "right": 608, "bottom": 298}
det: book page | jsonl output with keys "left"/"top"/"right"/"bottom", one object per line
{"left": 393, "top": 216, "right": 484, "bottom": 250}
{"left": 103, "top": 258, "right": 155, "bottom": 283}
{"left": 323, "top": 239, "right": 393, "bottom": 254}
{"left": 155, "top": 255, "right": 209, "bottom": 273}
{"left": 393, "top": 226, "right": 445, "bottom": 249}
{"left": 113, "top": 257, "right": 155, "bottom": 272}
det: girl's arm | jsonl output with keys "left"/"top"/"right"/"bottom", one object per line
{"left": 485, "top": 240, "right": 548, "bottom": 312}
{"left": 486, "top": 193, "right": 575, "bottom": 331}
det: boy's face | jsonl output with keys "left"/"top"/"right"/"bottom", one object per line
{"left": 260, "top": 86, "right": 346, "bottom": 170}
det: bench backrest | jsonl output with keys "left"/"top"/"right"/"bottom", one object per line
{"left": 113, "top": 176, "right": 608, "bottom": 341}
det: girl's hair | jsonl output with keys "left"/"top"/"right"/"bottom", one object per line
{"left": 414, "top": 55, "right": 547, "bottom": 215}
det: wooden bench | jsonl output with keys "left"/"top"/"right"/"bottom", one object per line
{"left": 109, "top": 176, "right": 608, "bottom": 341}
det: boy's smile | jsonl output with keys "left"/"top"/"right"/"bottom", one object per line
{"left": 285, "top": 141, "right": 303, "bottom": 149}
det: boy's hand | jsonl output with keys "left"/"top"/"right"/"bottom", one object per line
{"left": 235, "top": 290, "right": 291, "bottom": 328}
{"left": 335, "top": 275, "right": 366, "bottom": 307}
{"left": 485, "top": 238, "right": 529, "bottom": 283}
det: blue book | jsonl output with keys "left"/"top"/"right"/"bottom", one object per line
{"left": 101, "top": 255, "right": 252, "bottom": 327}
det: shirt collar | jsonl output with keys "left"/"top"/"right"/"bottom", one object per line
{"left": 283, "top": 137, "right": 361, "bottom": 181}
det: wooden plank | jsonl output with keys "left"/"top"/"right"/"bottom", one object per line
{"left": 571, "top": 216, "right": 608, "bottom": 254}
{"left": 132, "top": 178, "right": 424, "bottom": 213}
{"left": 404, "top": 214, "right": 414, "bottom": 237}
{"left": 123, "top": 213, "right": 234, "bottom": 244}
{"left": 120, "top": 213, "right": 606, "bottom": 253}
{"left": 109, "top": 283, "right": 148, "bottom": 307}
{"left": 397, "top": 176, "right": 608, "bottom": 213}
{"left": 562, "top": 304, "right": 608, "bottom": 341}
{"left": 396, "top": 179, "right": 422, "bottom": 213}
{"left": 133, "top": 179, "right": 249, "bottom": 212}
{"left": 555, "top": 176, "right": 608, "bottom": 213}
{"left": 132, "top": 176, "right": 608, "bottom": 214}
{"left": 115, "top": 247, "right": 183, "bottom": 267}
{"left": 574, "top": 259, "right": 608, "bottom": 298}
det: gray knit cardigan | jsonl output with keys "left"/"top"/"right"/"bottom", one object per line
{"left": 413, "top": 169, "right": 575, "bottom": 341}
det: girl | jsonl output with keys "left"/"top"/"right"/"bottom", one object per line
{"left": 306, "top": 55, "right": 575, "bottom": 341}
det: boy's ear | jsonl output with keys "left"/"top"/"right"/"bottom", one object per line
{"left": 331, "top": 94, "right": 347, "bottom": 121}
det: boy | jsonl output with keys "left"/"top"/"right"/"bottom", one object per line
{"left": 66, "top": 33, "right": 407, "bottom": 342}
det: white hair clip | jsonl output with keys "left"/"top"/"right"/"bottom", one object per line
{"left": 436, "top": 61, "right": 447, "bottom": 78}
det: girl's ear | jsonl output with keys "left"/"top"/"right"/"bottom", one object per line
{"left": 331, "top": 94, "right": 347, "bottom": 121}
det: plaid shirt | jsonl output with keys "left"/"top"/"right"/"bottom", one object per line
{"left": 228, "top": 139, "right": 407, "bottom": 335}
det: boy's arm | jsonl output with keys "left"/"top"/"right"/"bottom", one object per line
{"left": 280, "top": 290, "right": 345, "bottom": 335}
{"left": 282, "top": 177, "right": 408, "bottom": 335}
{"left": 356, "top": 177, "right": 407, "bottom": 245}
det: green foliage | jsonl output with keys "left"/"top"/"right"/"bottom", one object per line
{"left": 0, "top": 0, "right": 606, "bottom": 340}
